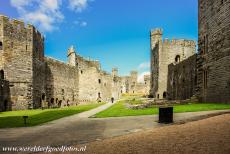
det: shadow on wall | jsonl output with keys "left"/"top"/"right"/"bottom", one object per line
{"left": 0, "top": 70, "right": 11, "bottom": 111}
{"left": 45, "top": 64, "right": 55, "bottom": 108}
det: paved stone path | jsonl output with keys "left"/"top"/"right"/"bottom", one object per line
{"left": 0, "top": 102, "right": 229, "bottom": 148}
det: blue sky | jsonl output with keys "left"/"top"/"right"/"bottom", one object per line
{"left": 0, "top": 0, "right": 198, "bottom": 80}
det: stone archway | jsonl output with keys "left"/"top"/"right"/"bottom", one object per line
{"left": 163, "top": 92, "right": 167, "bottom": 99}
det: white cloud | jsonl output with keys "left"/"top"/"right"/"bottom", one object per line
{"left": 80, "top": 21, "right": 87, "bottom": 27}
{"left": 138, "top": 72, "right": 150, "bottom": 83}
{"left": 74, "top": 20, "right": 87, "bottom": 27}
{"left": 10, "top": 0, "right": 63, "bottom": 33}
{"left": 138, "top": 62, "right": 150, "bottom": 70}
{"left": 68, "top": 0, "right": 89, "bottom": 12}
{"left": 10, "top": 0, "right": 92, "bottom": 32}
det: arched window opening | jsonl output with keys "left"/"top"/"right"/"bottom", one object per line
{"left": 175, "top": 55, "right": 180, "bottom": 63}
{"left": 50, "top": 98, "right": 54, "bottom": 104}
{"left": 0, "top": 41, "right": 3, "bottom": 50}
{"left": 163, "top": 92, "right": 167, "bottom": 99}
{"left": 42, "top": 93, "right": 45, "bottom": 100}
{"left": 0, "top": 70, "right": 4, "bottom": 79}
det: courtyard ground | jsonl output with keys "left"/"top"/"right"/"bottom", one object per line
{"left": 81, "top": 114, "right": 230, "bottom": 154}
{"left": 0, "top": 100, "right": 229, "bottom": 150}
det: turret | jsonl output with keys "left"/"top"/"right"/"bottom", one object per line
{"left": 150, "top": 28, "right": 163, "bottom": 50}
{"left": 130, "top": 71, "right": 138, "bottom": 83}
{"left": 67, "top": 45, "right": 77, "bottom": 67}
{"left": 112, "top": 68, "right": 118, "bottom": 77}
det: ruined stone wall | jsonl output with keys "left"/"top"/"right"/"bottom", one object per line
{"left": 150, "top": 28, "right": 196, "bottom": 99}
{"left": 167, "top": 54, "right": 197, "bottom": 100}
{"left": 78, "top": 66, "right": 102, "bottom": 102}
{"left": 0, "top": 15, "right": 35, "bottom": 110}
{"left": 197, "top": 0, "right": 230, "bottom": 103}
{"left": 45, "top": 57, "right": 78, "bottom": 107}
{"left": 100, "top": 72, "right": 112, "bottom": 102}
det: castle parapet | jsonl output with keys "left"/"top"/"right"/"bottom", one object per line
{"left": 0, "top": 14, "right": 44, "bottom": 39}
{"left": 163, "top": 38, "right": 196, "bottom": 47}
{"left": 151, "top": 28, "right": 163, "bottom": 36}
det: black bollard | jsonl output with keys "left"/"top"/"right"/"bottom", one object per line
{"left": 22, "top": 116, "right": 29, "bottom": 126}
{"left": 158, "top": 107, "right": 173, "bottom": 123}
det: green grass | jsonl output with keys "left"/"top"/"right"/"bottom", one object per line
{"left": 94, "top": 100, "right": 230, "bottom": 118}
{"left": 0, "top": 102, "right": 105, "bottom": 128}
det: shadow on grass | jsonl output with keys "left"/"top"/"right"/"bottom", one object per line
{"left": 0, "top": 102, "right": 105, "bottom": 128}
{"left": 0, "top": 110, "right": 82, "bottom": 128}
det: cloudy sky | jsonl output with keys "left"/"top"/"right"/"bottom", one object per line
{"left": 0, "top": 0, "right": 198, "bottom": 82}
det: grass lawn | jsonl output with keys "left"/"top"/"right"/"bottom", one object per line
{"left": 0, "top": 102, "right": 105, "bottom": 128}
{"left": 94, "top": 100, "right": 230, "bottom": 118}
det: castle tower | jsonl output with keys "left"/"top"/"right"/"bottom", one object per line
{"left": 150, "top": 28, "right": 163, "bottom": 50}
{"left": 112, "top": 68, "right": 118, "bottom": 77}
{"left": 0, "top": 14, "right": 45, "bottom": 110}
{"left": 130, "top": 71, "right": 138, "bottom": 84}
{"left": 150, "top": 28, "right": 163, "bottom": 98}
{"left": 67, "top": 45, "right": 77, "bottom": 67}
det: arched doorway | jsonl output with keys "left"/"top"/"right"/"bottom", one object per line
{"left": 163, "top": 92, "right": 167, "bottom": 99}
{"left": 175, "top": 55, "right": 180, "bottom": 63}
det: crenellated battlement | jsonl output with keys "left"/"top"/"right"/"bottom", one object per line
{"left": 45, "top": 56, "right": 68, "bottom": 65}
{"left": 151, "top": 28, "right": 163, "bottom": 36}
{"left": 163, "top": 38, "right": 196, "bottom": 47}
{"left": 0, "top": 14, "right": 44, "bottom": 39}
{"left": 76, "top": 54, "right": 101, "bottom": 70}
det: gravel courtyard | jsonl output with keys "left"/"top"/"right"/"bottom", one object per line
{"left": 81, "top": 114, "right": 230, "bottom": 154}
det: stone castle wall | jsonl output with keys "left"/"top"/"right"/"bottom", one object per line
{"left": 167, "top": 54, "right": 197, "bottom": 100}
{"left": 197, "top": 0, "right": 230, "bottom": 103}
{"left": 150, "top": 28, "right": 196, "bottom": 99}
{"left": 45, "top": 57, "right": 79, "bottom": 107}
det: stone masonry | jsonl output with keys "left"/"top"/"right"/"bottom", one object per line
{"left": 197, "top": 0, "right": 230, "bottom": 103}
{"left": 167, "top": 54, "right": 197, "bottom": 100}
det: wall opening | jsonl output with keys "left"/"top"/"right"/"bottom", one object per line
{"left": 0, "top": 41, "right": 2, "bottom": 50}
{"left": 98, "top": 92, "right": 101, "bottom": 98}
{"left": 4, "top": 100, "right": 8, "bottom": 111}
{"left": 157, "top": 94, "right": 159, "bottom": 99}
{"left": 42, "top": 93, "right": 45, "bottom": 100}
{"left": 98, "top": 79, "right": 101, "bottom": 84}
{"left": 81, "top": 70, "right": 83, "bottom": 74}
{"left": 50, "top": 98, "right": 54, "bottom": 104}
{"left": 175, "top": 55, "right": 180, "bottom": 63}
{"left": 163, "top": 92, "right": 167, "bottom": 99}
{"left": 0, "top": 70, "right": 4, "bottom": 79}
